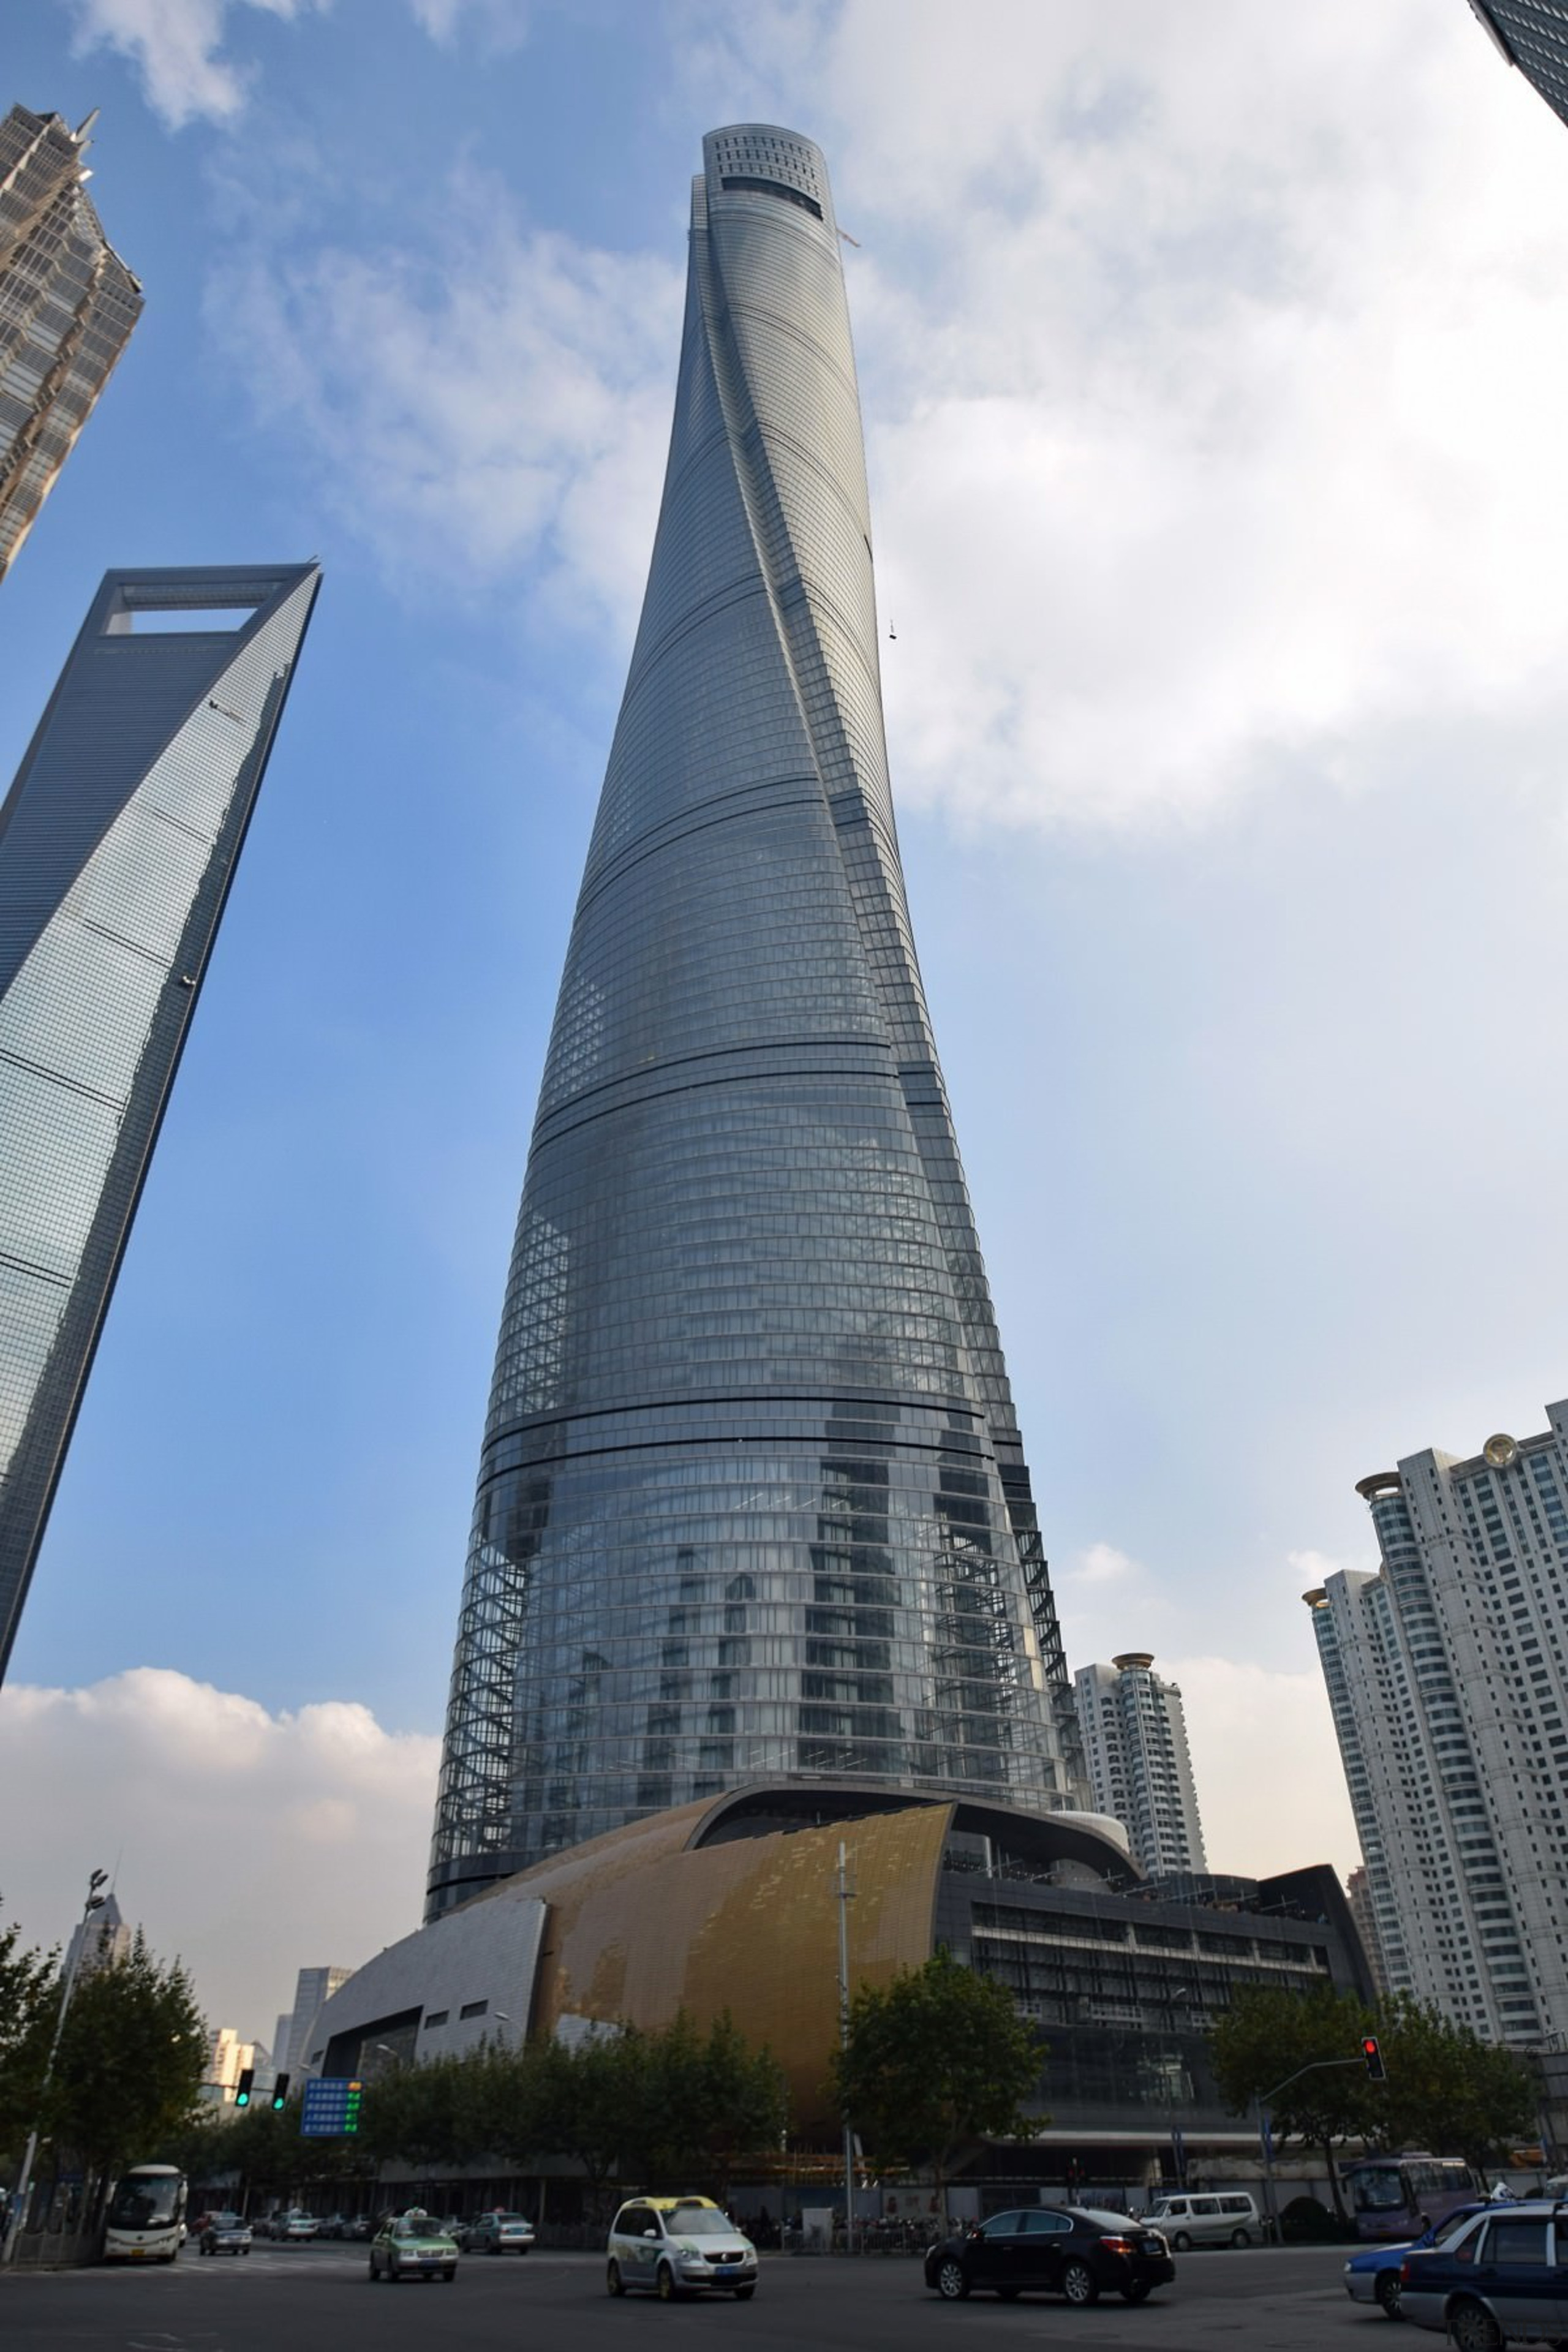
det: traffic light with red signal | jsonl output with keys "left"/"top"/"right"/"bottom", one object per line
{"left": 1362, "top": 2036, "right": 1386, "bottom": 2081}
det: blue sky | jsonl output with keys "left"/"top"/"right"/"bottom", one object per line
{"left": 6, "top": 0, "right": 1568, "bottom": 2035}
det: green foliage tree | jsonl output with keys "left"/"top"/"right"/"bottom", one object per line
{"left": 1207, "top": 1982, "right": 1374, "bottom": 2215}
{"left": 1208, "top": 1982, "right": 1540, "bottom": 2213}
{"left": 0, "top": 1902, "right": 58, "bottom": 2165}
{"left": 1371, "top": 1994, "right": 1537, "bottom": 2169}
{"left": 39, "top": 1932, "right": 207, "bottom": 2192}
{"left": 831, "top": 1950, "right": 1042, "bottom": 2208}
{"left": 616, "top": 2011, "right": 786, "bottom": 2192}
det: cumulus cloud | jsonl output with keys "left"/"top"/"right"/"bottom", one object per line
{"left": 679, "top": 0, "right": 1568, "bottom": 832}
{"left": 408, "top": 0, "right": 530, "bottom": 48}
{"left": 65, "top": 0, "right": 325, "bottom": 129}
{"left": 1065, "top": 1540, "right": 1140, "bottom": 1587}
{"left": 207, "top": 163, "right": 681, "bottom": 635}
{"left": 1287, "top": 1545, "right": 1378, "bottom": 1589}
{"left": 1162, "top": 1653, "right": 1359, "bottom": 1879}
{"left": 0, "top": 1669, "right": 438, "bottom": 2038}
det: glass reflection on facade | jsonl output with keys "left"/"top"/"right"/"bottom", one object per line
{"left": 0, "top": 107, "right": 142, "bottom": 584}
{"left": 0, "top": 564, "right": 321, "bottom": 1679}
{"left": 428, "top": 127, "right": 1084, "bottom": 1917}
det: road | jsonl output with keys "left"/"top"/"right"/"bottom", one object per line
{"left": 0, "top": 2240, "right": 1373, "bottom": 2350}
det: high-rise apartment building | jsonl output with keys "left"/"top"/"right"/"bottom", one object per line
{"left": 428, "top": 126, "right": 1084, "bottom": 1918}
{"left": 1467, "top": 3, "right": 1568, "bottom": 132}
{"left": 1345, "top": 1864, "right": 1388, "bottom": 1998}
{"left": 1073, "top": 1653, "right": 1207, "bottom": 1877}
{"left": 0, "top": 107, "right": 142, "bottom": 582}
{"left": 1307, "top": 1404, "right": 1568, "bottom": 2046}
{"left": 0, "top": 564, "right": 320, "bottom": 1680}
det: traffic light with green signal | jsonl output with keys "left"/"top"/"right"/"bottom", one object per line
{"left": 234, "top": 2067, "right": 254, "bottom": 2108}
{"left": 271, "top": 2075, "right": 290, "bottom": 2111}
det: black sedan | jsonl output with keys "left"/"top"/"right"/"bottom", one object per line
{"left": 924, "top": 2206, "right": 1175, "bottom": 2305}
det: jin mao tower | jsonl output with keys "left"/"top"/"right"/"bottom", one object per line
{"left": 0, "top": 106, "right": 143, "bottom": 582}
{"left": 429, "top": 129, "right": 1080, "bottom": 1916}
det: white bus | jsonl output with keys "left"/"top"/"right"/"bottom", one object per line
{"left": 104, "top": 2164, "right": 187, "bottom": 2263}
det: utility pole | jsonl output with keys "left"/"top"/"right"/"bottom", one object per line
{"left": 1254, "top": 2055, "right": 1366, "bottom": 2242}
{"left": 2, "top": 1868, "right": 108, "bottom": 2264}
{"left": 836, "top": 1841, "right": 856, "bottom": 2256}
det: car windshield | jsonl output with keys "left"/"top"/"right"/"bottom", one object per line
{"left": 1433, "top": 2209, "right": 1483, "bottom": 2248}
{"left": 668, "top": 2206, "right": 732, "bottom": 2237}
{"left": 1347, "top": 2169, "right": 1408, "bottom": 2213}
{"left": 107, "top": 2176, "right": 182, "bottom": 2229}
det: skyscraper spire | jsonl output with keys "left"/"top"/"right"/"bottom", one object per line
{"left": 428, "top": 128, "right": 1082, "bottom": 1917}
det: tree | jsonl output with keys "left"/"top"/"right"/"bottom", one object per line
{"left": 831, "top": 1950, "right": 1042, "bottom": 2209}
{"left": 1208, "top": 1982, "right": 1376, "bottom": 2216}
{"left": 0, "top": 1902, "right": 58, "bottom": 2165}
{"left": 1372, "top": 1995, "right": 1536, "bottom": 2169}
{"left": 39, "top": 1932, "right": 207, "bottom": 2193}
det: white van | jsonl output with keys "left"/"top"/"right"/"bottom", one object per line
{"left": 1142, "top": 2191, "right": 1260, "bottom": 2249}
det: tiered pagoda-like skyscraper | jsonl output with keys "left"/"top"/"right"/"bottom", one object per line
{"left": 428, "top": 129, "right": 1082, "bottom": 1917}
{"left": 0, "top": 107, "right": 143, "bottom": 583}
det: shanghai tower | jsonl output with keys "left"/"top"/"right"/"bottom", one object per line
{"left": 428, "top": 129, "right": 1082, "bottom": 1917}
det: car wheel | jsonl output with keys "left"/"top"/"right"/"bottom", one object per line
{"left": 1061, "top": 2260, "right": 1099, "bottom": 2307}
{"left": 1170, "top": 2231, "right": 1192, "bottom": 2252}
{"left": 657, "top": 2261, "right": 682, "bottom": 2301}
{"left": 390, "top": 2258, "right": 403, "bottom": 2284}
{"left": 1448, "top": 2301, "right": 1503, "bottom": 2352}
{"left": 935, "top": 2257, "right": 970, "bottom": 2301}
{"left": 1231, "top": 2228, "right": 1251, "bottom": 2247}
{"left": 368, "top": 2257, "right": 378, "bottom": 2281}
{"left": 1122, "top": 2280, "right": 1152, "bottom": 2304}
{"left": 734, "top": 2284, "right": 755, "bottom": 2300}
{"left": 443, "top": 2269, "right": 456, "bottom": 2283}
{"left": 607, "top": 2259, "right": 625, "bottom": 2297}
{"left": 1375, "top": 2270, "right": 1403, "bottom": 2318}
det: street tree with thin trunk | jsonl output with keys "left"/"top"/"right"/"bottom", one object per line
{"left": 831, "top": 1950, "right": 1042, "bottom": 2212}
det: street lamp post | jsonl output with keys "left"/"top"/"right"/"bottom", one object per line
{"left": 836, "top": 1842, "right": 856, "bottom": 2256}
{"left": 2, "top": 1868, "right": 108, "bottom": 2265}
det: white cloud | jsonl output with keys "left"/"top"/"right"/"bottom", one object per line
{"left": 0, "top": 1669, "right": 437, "bottom": 2040}
{"left": 1066, "top": 1539, "right": 1140, "bottom": 1586}
{"left": 1287, "top": 1545, "right": 1378, "bottom": 1590}
{"left": 408, "top": 0, "right": 529, "bottom": 48}
{"left": 208, "top": 164, "right": 682, "bottom": 635}
{"left": 1161, "top": 1653, "right": 1360, "bottom": 1879}
{"left": 65, "top": 0, "right": 325, "bottom": 129}
{"left": 677, "top": 0, "right": 1568, "bottom": 832}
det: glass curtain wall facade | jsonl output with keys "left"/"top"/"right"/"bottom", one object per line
{"left": 0, "top": 107, "right": 142, "bottom": 583}
{"left": 0, "top": 563, "right": 321, "bottom": 1680}
{"left": 1468, "top": 3, "right": 1568, "bottom": 132}
{"left": 429, "top": 127, "right": 1082, "bottom": 1916}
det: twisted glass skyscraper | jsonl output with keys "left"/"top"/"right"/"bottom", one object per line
{"left": 428, "top": 129, "right": 1081, "bottom": 1917}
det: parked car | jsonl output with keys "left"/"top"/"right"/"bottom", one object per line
{"left": 198, "top": 2212, "right": 252, "bottom": 2256}
{"left": 1343, "top": 2204, "right": 1490, "bottom": 2319}
{"left": 606, "top": 2197, "right": 758, "bottom": 2299}
{"left": 1142, "top": 2192, "right": 1261, "bottom": 2250}
{"left": 924, "top": 2206, "right": 1175, "bottom": 2306}
{"left": 467, "top": 2209, "right": 536, "bottom": 2255}
{"left": 278, "top": 2211, "right": 318, "bottom": 2241}
{"left": 342, "top": 2214, "right": 374, "bottom": 2242}
{"left": 315, "top": 2212, "right": 351, "bottom": 2239}
{"left": 368, "top": 2210, "right": 459, "bottom": 2284}
{"left": 1400, "top": 2201, "right": 1568, "bottom": 2350}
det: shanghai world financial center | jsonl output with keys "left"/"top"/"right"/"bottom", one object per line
{"left": 428, "top": 129, "right": 1084, "bottom": 1917}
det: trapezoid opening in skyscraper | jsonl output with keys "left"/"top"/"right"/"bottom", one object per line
{"left": 428, "top": 128, "right": 1084, "bottom": 1918}
{"left": 0, "top": 564, "right": 321, "bottom": 1683}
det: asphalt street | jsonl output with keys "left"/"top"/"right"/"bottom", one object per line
{"left": 0, "top": 2241, "right": 1381, "bottom": 2351}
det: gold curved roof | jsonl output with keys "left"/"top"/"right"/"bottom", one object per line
{"left": 493, "top": 1796, "right": 952, "bottom": 2126}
